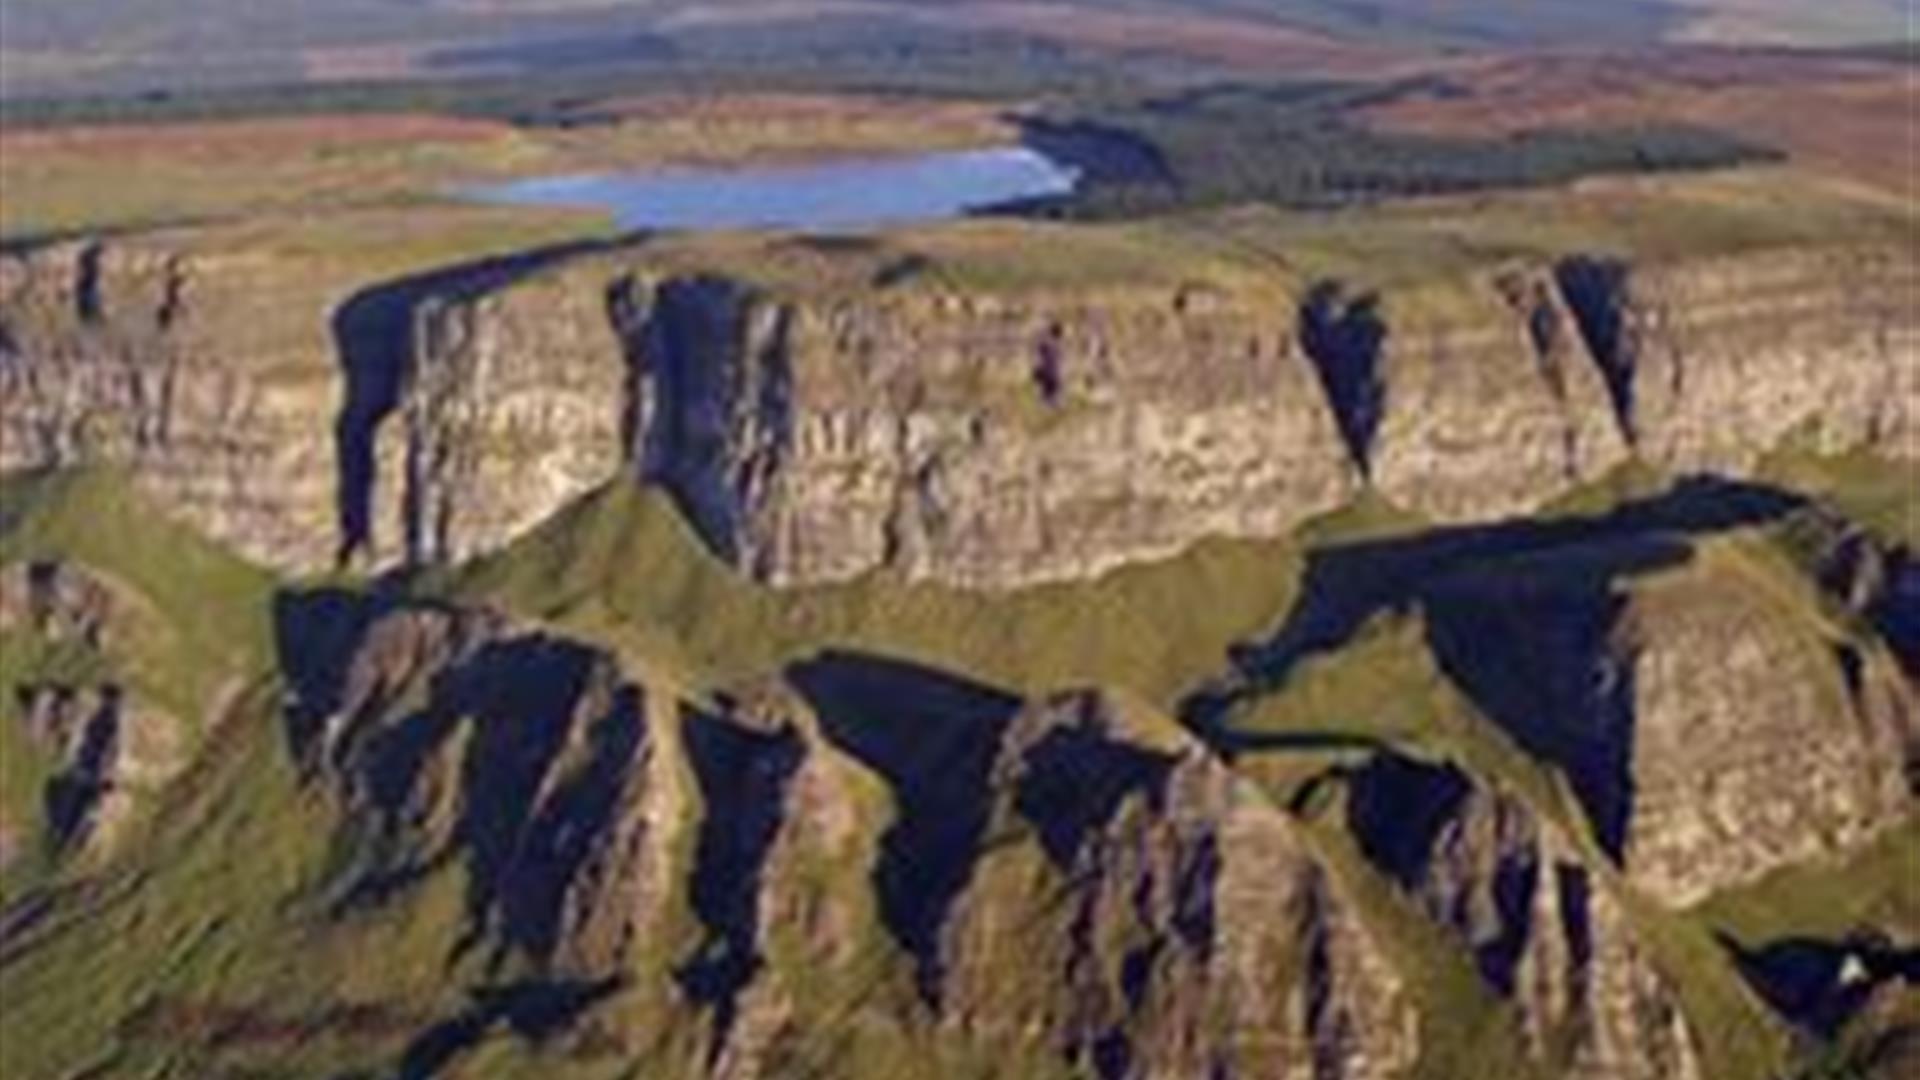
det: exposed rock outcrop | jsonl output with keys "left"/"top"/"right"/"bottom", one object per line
{"left": 1346, "top": 755, "right": 1702, "bottom": 1079}
{"left": 1425, "top": 544, "right": 1913, "bottom": 907}
{"left": 14, "top": 681, "right": 185, "bottom": 852}
{"left": 0, "top": 560, "right": 120, "bottom": 648}
{"left": 288, "top": 602, "right": 682, "bottom": 972}
{"left": 0, "top": 240, "right": 345, "bottom": 568}
{"left": 278, "top": 608, "right": 1431, "bottom": 1077}
{"left": 1615, "top": 561, "right": 1912, "bottom": 905}
{"left": 1333, "top": 269, "right": 1631, "bottom": 522}
{"left": 4, "top": 235, "right": 1912, "bottom": 588}
{"left": 616, "top": 274, "right": 1359, "bottom": 586}
{"left": 939, "top": 690, "right": 1421, "bottom": 1080}
{"left": 1555, "top": 245, "right": 1918, "bottom": 474}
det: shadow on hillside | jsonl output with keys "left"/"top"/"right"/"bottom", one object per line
{"left": 1345, "top": 753, "right": 1540, "bottom": 994}
{"left": 788, "top": 649, "right": 1021, "bottom": 1008}
{"left": 1010, "top": 703, "right": 1174, "bottom": 870}
{"left": 1727, "top": 932, "right": 1920, "bottom": 1038}
{"left": 272, "top": 587, "right": 405, "bottom": 768}
{"left": 1298, "top": 280, "right": 1387, "bottom": 475}
{"left": 1184, "top": 476, "right": 1806, "bottom": 859}
{"left": 397, "top": 977, "right": 623, "bottom": 1079}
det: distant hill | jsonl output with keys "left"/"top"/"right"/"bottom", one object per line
{"left": 0, "top": 0, "right": 1906, "bottom": 100}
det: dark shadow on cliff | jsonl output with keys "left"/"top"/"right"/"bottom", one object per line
{"left": 1189, "top": 476, "right": 1802, "bottom": 713}
{"left": 397, "top": 977, "right": 623, "bottom": 1079}
{"left": 1554, "top": 255, "right": 1636, "bottom": 443}
{"left": 1728, "top": 932, "right": 1920, "bottom": 1038}
{"left": 1008, "top": 698, "right": 1176, "bottom": 870}
{"left": 1346, "top": 753, "right": 1539, "bottom": 994}
{"left": 611, "top": 273, "right": 795, "bottom": 571}
{"left": 788, "top": 650, "right": 1021, "bottom": 1008}
{"left": 330, "top": 236, "right": 639, "bottom": 567}
{"left": 1869, "top": 551, "right": 1920, "bottom": 679}
{"left": 273, "top": 587, "right": 650, "bottom": 962}
{"left": 1425, "top": 570, "right": 1639, "bottom": 858}
{"left": 675, "top": 707, "right": 804, "bottom": 1062}
{"left": 1184, "top": 476, "right": 1806, "bottom": 856}
{"left": 1298, "top": 280, "right": 1387, "bottom": 476}
{"left": 486, "top": 667, "right": 646, "bottom": 962}
{"left": 272, "top": 587, "right": 406, "bottom": 770}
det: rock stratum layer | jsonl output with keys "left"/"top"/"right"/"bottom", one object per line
{"left": 3, "top": 235, "right": 1912, "bottom": 587}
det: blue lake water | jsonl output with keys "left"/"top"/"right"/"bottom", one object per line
{"left": 463, "top": 146, "right": 1078, "bottom": 231}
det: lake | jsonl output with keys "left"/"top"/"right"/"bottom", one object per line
{"left": 463, "top": 146, "right": 1079, "bottom": 232}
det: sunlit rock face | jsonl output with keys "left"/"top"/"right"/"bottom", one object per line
{"left": 4, "top": 237, "right": 1912, "bottom": 588}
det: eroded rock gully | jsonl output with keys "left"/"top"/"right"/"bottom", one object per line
{"left": 1346, "top": 755, "right": 1702, "bottom": 1080}
{"left": 1188, "top": 480, "right": 1915, "bottom": 908}
{"left": 4, "top": 235, "right": 1911, "bottom": 588}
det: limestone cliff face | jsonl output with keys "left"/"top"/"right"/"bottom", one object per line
{"left": 382, "top": 239, "right": 1920, "bottom": 587}
{"left": 0, "top": 239, "right": 630, "bottom": 573}
{"left": 615, "top": 276, "right": 1360, "bottom": 586}
{"left": 1304, "top": 271, "right": 1630, "bottom": 523}
{"left": 1614, "top": 561, "right": 1913, "bottom": 906}
{"left": 1555, "top": 244, "right": 1918, "bottom": 474}
{"left": 0, "top": 241, "right": 343, "bottom": 569}
{"left": 398, "top": 274, "right": 629, "bottom": 567}
{"left": 4, "top": 235, "right": 1913, "bottom": 588}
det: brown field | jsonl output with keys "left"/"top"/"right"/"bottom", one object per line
{"left": 0, "top": 94, "right": 1013, "bottom": 240}
{"left": 935, "top": 2, "right": 1436, "bottom": 76}
{"left": 1360, "top": 49, "right": 1916, "bottom": 197}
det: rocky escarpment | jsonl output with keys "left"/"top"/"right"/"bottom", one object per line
{"left": 0, "top": 239, "right": 626, "bottom": 572}
{"left": 285, "top": 600, "right": 684, "bottom": 972}
{"left": 13, "top": 681, "right": 184, "bottom": 853}
{"left": 958, "top": 690, "right": 1420, "bottom": 1080}
{"left": 1300, "top": 271, "right": 1629, "bottom": 522}
{"left": 1195, "top": 480, "right": 1916, "bottom": 918}
{"left": 1346, "top": 755, "right": 1701, "bottom": 1080}
{"left": 0, "top": 241, "right": 344, "bottom": 569}
{"left": 1425, "top": 546, "right": 1913, "bottom": 907}
{"left": 278, "top": 602, "right": 1433, "bottom": 1078}
{"left": 615, "top": 274, "right": 1358, "bottom": 586}
{"left": 4, "top": 234, "right": 1911, "bottom": 588}
{"left": 1554, "top": 245, "right": 1918, "bottom": 474}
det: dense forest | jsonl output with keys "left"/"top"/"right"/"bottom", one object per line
{"left": 1010, "top": 80, "right": 1781, "bottom": 216}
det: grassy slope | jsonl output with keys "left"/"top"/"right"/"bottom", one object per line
{"left": 439, "top": 481, "right": 1306, "bottom": 711}
{"left": 0, "top": 469, "right": 280, "bottom": 898}
{"left": 0, "top": 471, "right": 394, "bottom": 1078}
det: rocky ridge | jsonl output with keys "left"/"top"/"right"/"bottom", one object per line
{"left": 274, "top": 601, "right": 1437, "bottom": 1078}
